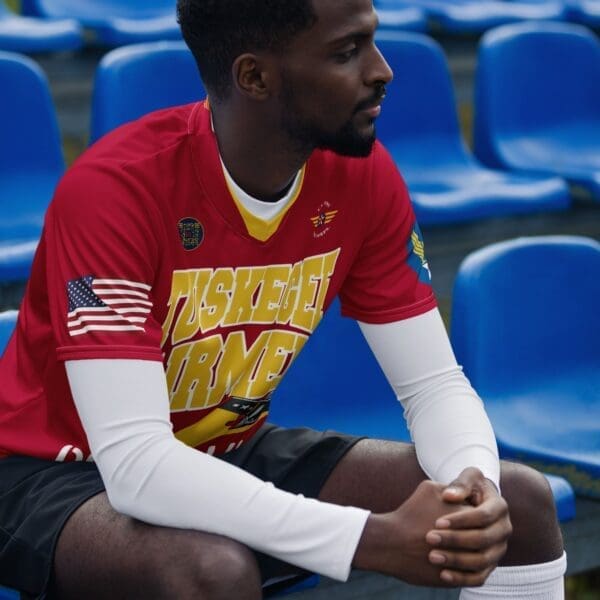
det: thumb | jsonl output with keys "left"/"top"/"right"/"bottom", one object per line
{"left": 441, "top": 467, "right": 484, "bottom": 504}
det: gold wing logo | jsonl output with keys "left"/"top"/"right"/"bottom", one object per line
{"left": 310, "top": 210, "right": 338, "bottom": 229}
{"left": 409, "top": 227, "right": 431, "bottom": 283}
{"left": 411, "top": 230, "right": 426, "bottom": 262}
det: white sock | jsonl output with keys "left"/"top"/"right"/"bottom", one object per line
{"left": 459, "top": 552, "right": 567, "bottom": 599}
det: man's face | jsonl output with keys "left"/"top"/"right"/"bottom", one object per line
{"left": 275, "top": 0, "right": 393, "bottom": 157}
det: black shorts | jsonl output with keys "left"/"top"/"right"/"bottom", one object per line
{"left": 0, "top": 424, "right": 362, "bottom": 599}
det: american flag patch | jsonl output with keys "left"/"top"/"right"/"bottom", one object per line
{"left": 66, "top": 275, "right": 152, "bottom": 337}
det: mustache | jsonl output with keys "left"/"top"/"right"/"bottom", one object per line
{"left": 354, "top": 83, "right": 387, "bottom": 113}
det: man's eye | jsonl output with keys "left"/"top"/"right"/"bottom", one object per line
{"left": 335, "top": 47, "right": 358, "bottom": 62}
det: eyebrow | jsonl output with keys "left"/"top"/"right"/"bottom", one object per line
{"left": 325, "top": 13, "right": 379, "bottom": 48}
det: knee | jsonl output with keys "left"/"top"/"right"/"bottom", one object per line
{"left": 149, "top": 530, "right": 262, "bottom": 600}
{"left": 500, "top": 461, "right": 556, "bottom": 524}
{"left": 499, "top": 461, "right": 563, "bottom": 563}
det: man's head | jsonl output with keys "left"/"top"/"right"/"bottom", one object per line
{"left": 178, "top": 0, "right": 393, "bottom": 157}
{"left": 177, "top": 0, "right": 317, "bottom": 102}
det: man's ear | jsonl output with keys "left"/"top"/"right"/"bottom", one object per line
{"left": 232, "top": 53, "right": 276, "bottom": 100}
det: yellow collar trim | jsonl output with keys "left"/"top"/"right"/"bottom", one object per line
{"left": 224, "top": 166, "right": 306, "bottom": 242}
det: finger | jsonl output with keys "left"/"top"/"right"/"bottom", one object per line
{"left": 434, "top": 500, "right": 508, "bottom": 530}
{"left": 426, "top": 520, "right": 510, "bottom": 551}
{"left": 439, "top": 566, "right": 496, "bottom": 588}
{"left": 429, "top": 544, "right": 506, "bottom": 573}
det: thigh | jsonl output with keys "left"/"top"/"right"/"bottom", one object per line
{"left": 53, "top": 492, "right": 261, "bottom": 600}
{"left": 318, "top": 438, "right": 428, "bottom": 512}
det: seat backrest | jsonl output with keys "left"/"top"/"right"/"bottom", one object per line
{"left": 0, "top": 310, "right": 18, "bottom": 355}
{"left": 451, "top": 236, "right": 600, "bottom": 395}
{"left": 0, "top": 51, "right": 64, "bottom": 175}
{"left": 375, "top": 31, "right": 472, "bottom": 173}
{"left": 30, "top": 0, "right": 175, "bottom": 20}
{"left": 90, "top": 41, "right": 205, "bottom": 143}
{"left": 474, "top": 21, "right": 600, "bottom": 165}
{"left": 270, "top": 298, "right": 411, "bottom": 442}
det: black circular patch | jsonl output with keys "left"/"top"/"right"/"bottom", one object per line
{"left": 177, "top": 217, "right": 204, "bottom": 251}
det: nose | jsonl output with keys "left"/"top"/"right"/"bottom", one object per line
{"left": 366, "top": 43, "right": 393, "bottom": 86}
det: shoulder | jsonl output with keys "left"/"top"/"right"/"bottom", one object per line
{"left": 82, "top": 102, "right": 199, "bottom": 167}
{"left": 51, "top": 103, "right": 201, "bottom": 216}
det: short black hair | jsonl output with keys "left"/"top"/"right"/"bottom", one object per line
{"left": 177, "top": 0, "right": 317, "bottom": 101}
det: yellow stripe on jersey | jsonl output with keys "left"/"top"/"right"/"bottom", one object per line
{"left": 175, "top": 406, "right": 265, "bottom": 448}
{"left": 225, "top": 166, "right": 306, "bottom": 242}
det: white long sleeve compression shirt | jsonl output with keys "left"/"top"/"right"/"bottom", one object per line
{"left": 66, "top": 307, "right": 499, "bottom": 581}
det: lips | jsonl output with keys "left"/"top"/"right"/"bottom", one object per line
{"left": 362, "top": 104, "right": 382, "bottom": 118}
{"left": 356, "top": 89, "right": 386, "bottom": 117}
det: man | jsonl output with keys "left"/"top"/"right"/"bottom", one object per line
{"left": 0, "top": 0, "right": 565, "bottom": 598}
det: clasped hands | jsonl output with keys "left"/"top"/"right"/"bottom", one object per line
{"left": 355, "top": 467, "right": 512, "bottom": 588}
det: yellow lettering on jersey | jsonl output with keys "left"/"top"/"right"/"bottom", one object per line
{"left": 289, "top": 249, "right": 340, "bottom": 332}
{"left": 166, "top": 329, "right": 308, "bottom": 414}
{"left": 276, "top": 261, "right": 302, "bottom": 327}
{"left": 222, "top": 267, "right": 266, "bottom": 327}
{"left": 166, "top": 334, "right": 222, "bottom": 411}
{"left": 252, "top": 265, "right": 291, "bottom": 324}
{"left": 163, "top": 249, "right": 340, "bottom": 341}
{"left": 199, "top": 268, "right": 234, "bottom": 332}
{"left": 162, "top": 250, "right": 340, "bottom": 424}
{"left": 162, "top": 269, "right": 213, "bottom": 347}
{"left": 198, "top": 330, "right": 266, "bottom": 409}
{"left": 246, "top": 330, "right": 307, "bottom": 398}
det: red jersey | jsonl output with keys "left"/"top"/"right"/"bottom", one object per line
{"left": 0, "top": 101, "right": 435, "bottom": 461}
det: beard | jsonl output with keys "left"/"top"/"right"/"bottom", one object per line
{"left": 279, "top": 76, "right": 382, "bottom": 158}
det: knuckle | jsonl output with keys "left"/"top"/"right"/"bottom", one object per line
{"left": 472, "top": 552, "right": 490, "bottom": 571}
{"left": 479, "top": 507, "right": 493, "bottom": 523}
{"left": 482, "top": 548, "right": 497, "bottom": 568}
{"left": 478, "top": 530, "right": 491, "bottom": 548}
{"left": 505, "top": 519, "right": 514, "bottom": 537}
{"left": 419, "top": 480, "right": 437, "bottom": 492}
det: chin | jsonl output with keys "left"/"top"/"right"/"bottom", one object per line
{"left": 318, "top": 127, "right": 376, "bottom": 158}
{"left": 328, "top": 136, "right": 376, "bottom": 158}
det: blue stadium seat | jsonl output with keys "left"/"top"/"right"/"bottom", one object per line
{"left": 451, "top": 236, "right": 600, "bottom": 499}
{"left": 0, "top": 51, "right": 63, "bottom": 282}
{"left": 20, "top": 0, "right": 180, "bottom": 47}
{"left": 0, "top": 585, "right": 19, "bottom": 600}
{"left": 270, "top": 297, "right": 411, "bottom": 442}
{"left": 373, "top": 31, "right": 570, "bottom": 225}
{"left": 375, "top": 0, "right": 568, "bottom": 33}
{"left": 376, "top": 5, "right": 428, "bottom": 32}
{"left": 474, "top": 21, "right": 600, "bottom": 201}
{"left": 0, "top": 310, "right": 17, "bottom": 353}
{"left": 566, "top": 0, "right": 600, "bottom": 27}
{"left": 0, "top": 2, "right": 81, "bottom": 52}
{"left": 90, "top": 41, "right": 205, "bottom": 143}
{"left": 271, "top": 295, "right": 576, "bottom": 521}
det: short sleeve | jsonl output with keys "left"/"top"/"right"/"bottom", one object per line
{"left": 339, "top": 144, "right": 436, "bottom": 323}
{"left": 45, "top": 162, "right": 165, "bottom": 362}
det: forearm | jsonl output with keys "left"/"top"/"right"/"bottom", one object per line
{"left": 359, "top": 308, "right": 500, "bottom": 489}
{"left": 399, "top": 367, "right": 499, "bottom": 486}
{"left": 66, "top": 359, "right": 369, "bottom": 581}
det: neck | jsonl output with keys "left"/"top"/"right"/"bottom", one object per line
{"left": 211, "top": 100, "right": 311, "bottom": 201}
